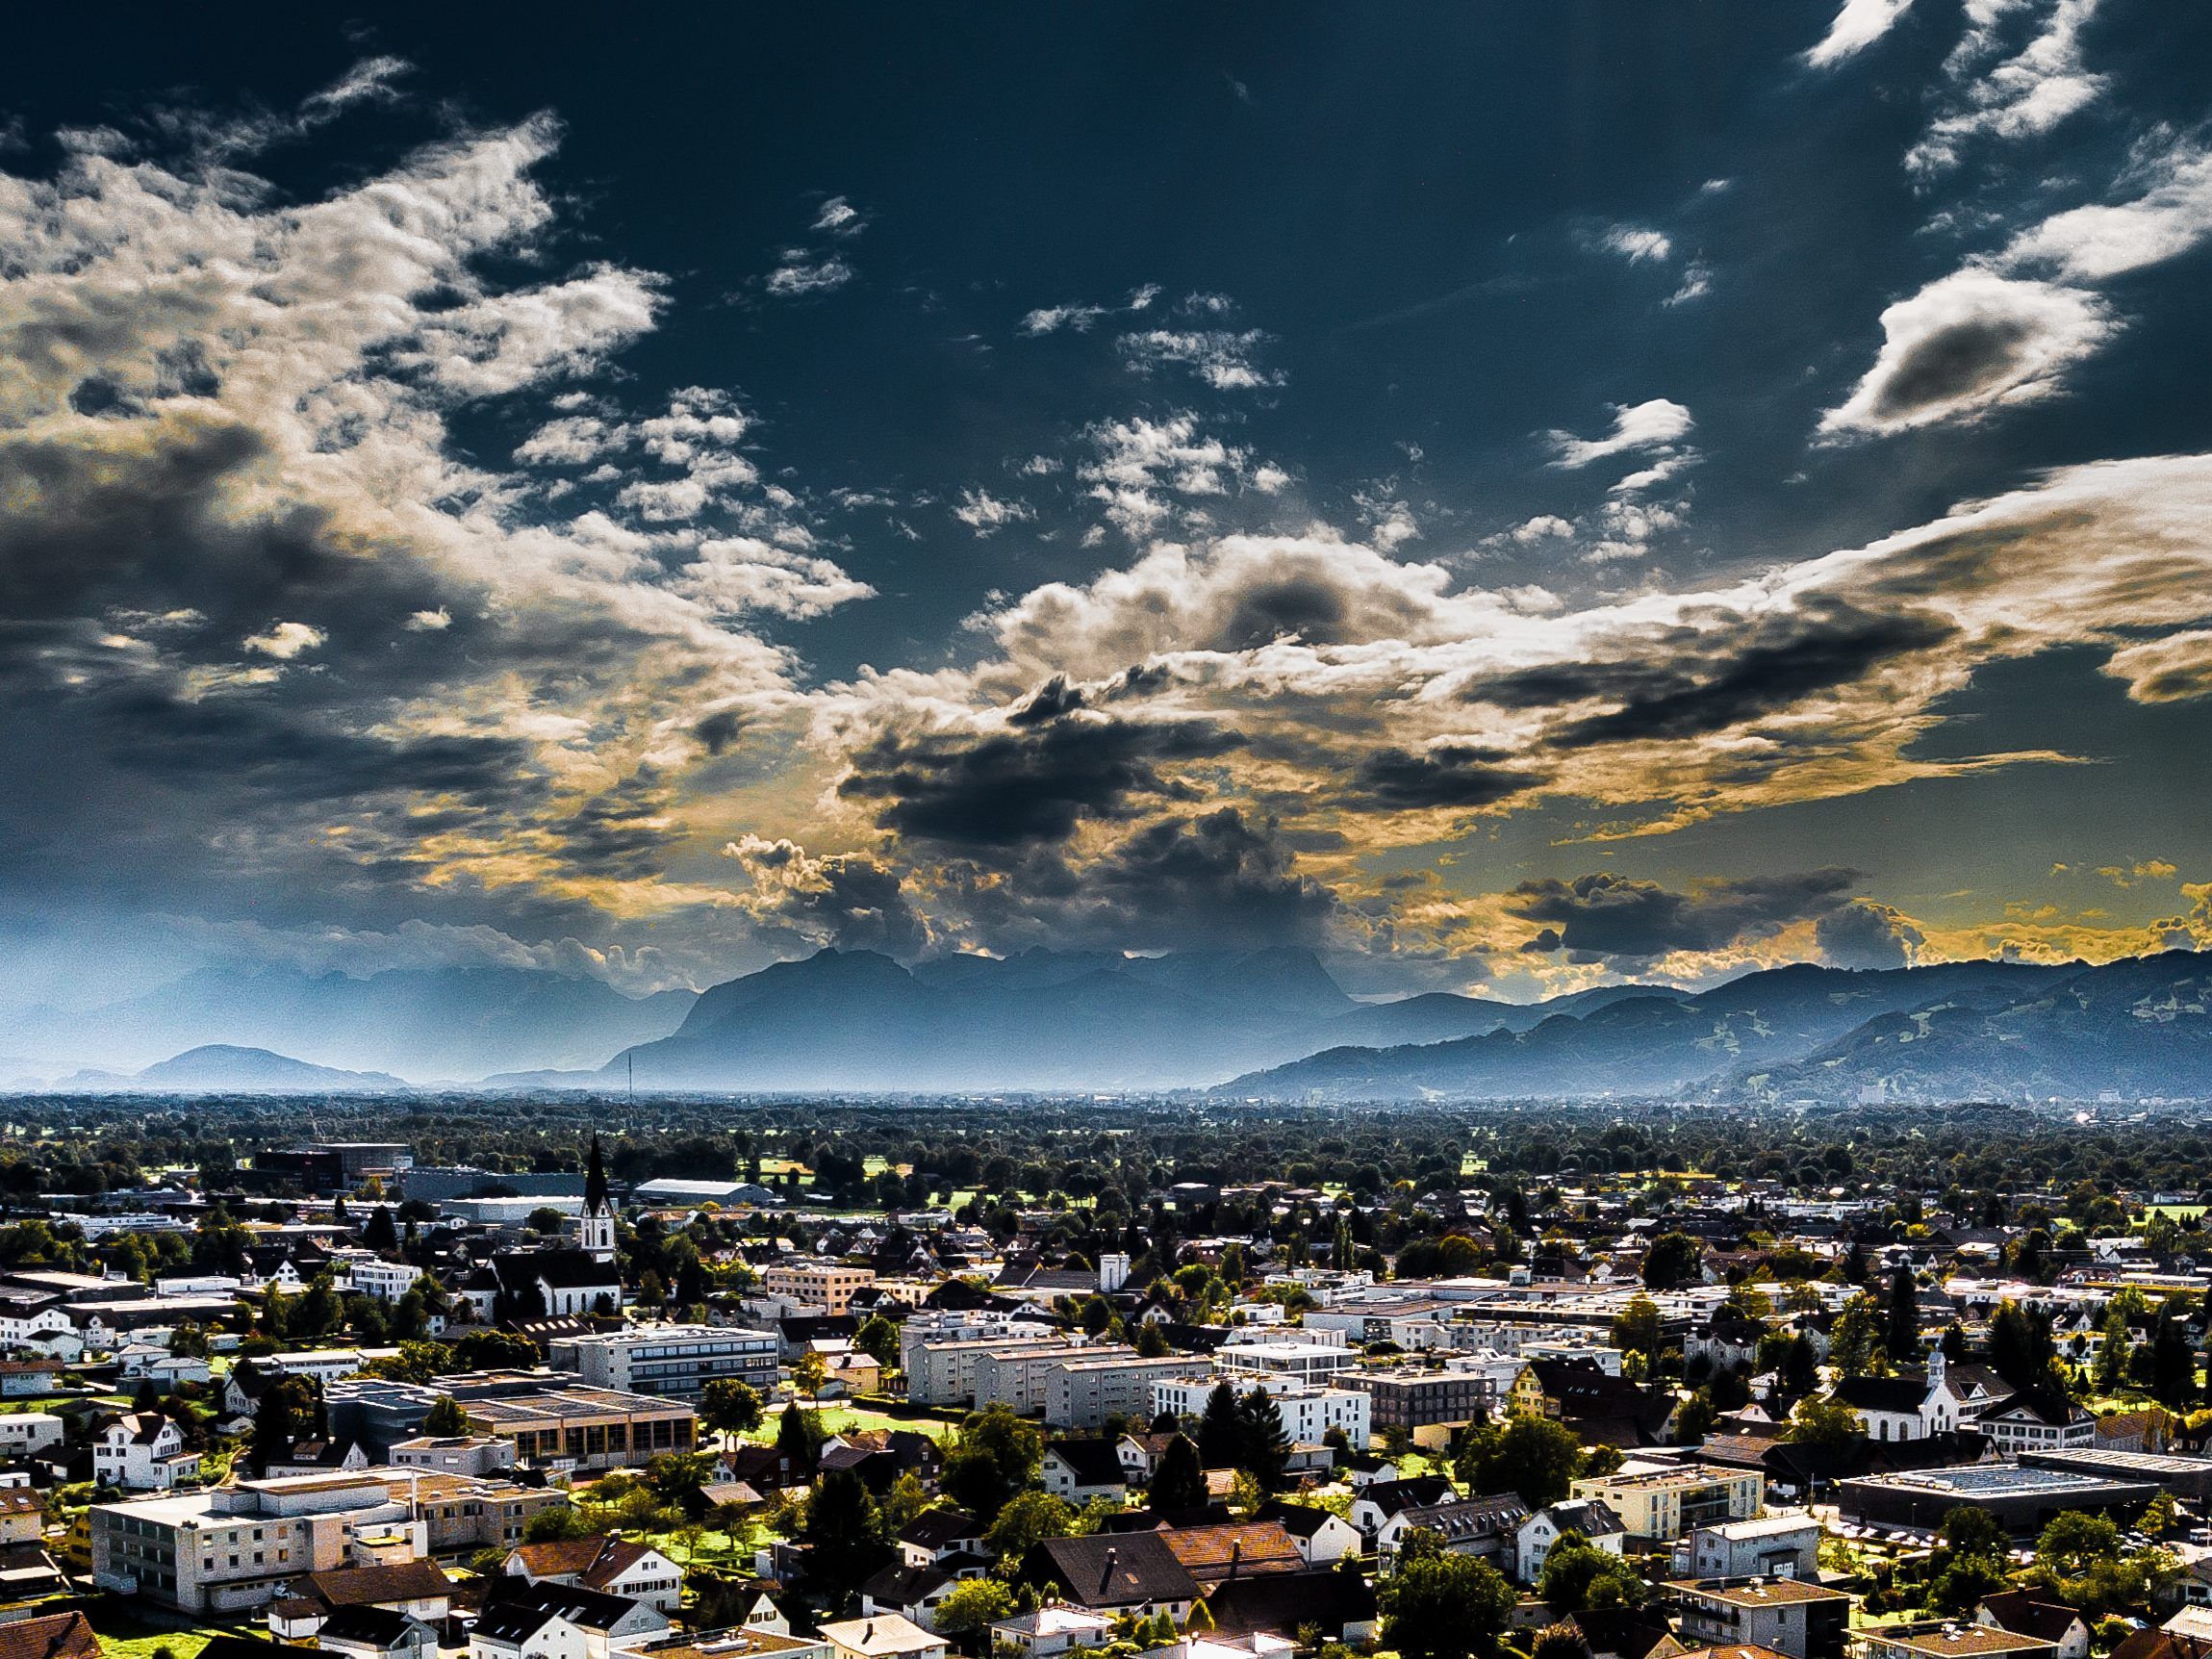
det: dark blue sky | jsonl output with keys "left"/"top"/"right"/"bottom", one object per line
{"left": 2, "top": 0, "right": 2209, "bottom": 1006}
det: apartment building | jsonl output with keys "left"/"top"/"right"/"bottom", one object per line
{"left": 762, "top": 1263, "right": 876, "bottom": 1315}
{"left": 1570, "top": 1466, "right": 1765, "bottom": 1543}
{"left": 902, "top": 1335, "right": 1083, "bottom": 1408}
{"left": 1045, "top": 1355, "right": 1193, "bottom": 1429}
{"left": 547, "top": 1325, "right": 779, "bottom": 1398}
{"left": 1150, "top": 1377, "right": 1372, "bottom": 1450}
{"left": 438, "top": 1372, "right": 699, "bottom": 1472}
{"left": 375, "top": 1470, "right": 566, "bottom": 1555}
{"left": 976, "top": 1342, "right": 1115, "bottom": 1416}
{"left": 1214, "top": 1337, "right": 1359, "bottom": 1387}
{"left": 1673, "top": 1513, "right": 1822, "bottom": 1581}
{"left": 1669, "top": 1577, "right": 1851, "bottom": 1659}
{"left": 1348, "top": 1368, "right": 1493, "bottom": 1437}
{"left": 90, "top": 1473, "right": 424, "bottom": 1613}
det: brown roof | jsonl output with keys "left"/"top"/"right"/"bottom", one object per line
{"left": 299, "top": 1560, "right": 453, "bottom": 1608}
{"left": 507, "top": 1533, "right": 656, "bottom": 1591}
{"left": 0, "top": 1613, "right": 98, "bottom": 1659}
{"left": 1157, "top": 1521, "right": 1304, "bottom": 1584}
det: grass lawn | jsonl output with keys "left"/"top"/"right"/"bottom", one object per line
{"left": 2144, "top": 1204, "right": 2207, "bottom": 1220}
{"left": 746, "top": 1403, "right": 958, "bottom": 1442}
{"left": 84, "top": 1601, "right": 243, "bottom": 1659}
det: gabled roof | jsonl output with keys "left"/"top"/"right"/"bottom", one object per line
{"left": 1030, "top": 1532, "right": 1202, "bottom": 1609}
{"left": 1832, "top": 1373, "right": 1934, "bottom": 1415}
{"left": 300, "top": 1561, "right": 453, "bottom": 1609}
{"left": 1258, "top": 1502, "right": 1347, "bottom": 1541}
{"left": 1045, "top": 1439, "right": 1128, "bottom": 1486}
{"left": 480, "top": 1577, "right": 650, "bottom": 1639}
{"left": 0, "top": 1612, "right": 98, "bottom": 1659}
{"left": 1394, "top": 1494, "right": 1531, "bottom": 1543}
{"left": 898, "top": 1508, "right": 981, "bottom": 1548}
{"left": 1357, "top": 1474, "right": 1456, "bottom": 1516}
{"left": 1980, "top": 1592, "right": 2090, "bottom": 1643}
{"left": 507, "top": 1534, "right": 658, "bottom": 1590}
{"left": 1157, "top": 1520, "right": 1303, "bottom": 1581}
{"left": 316, "top": 1606, "right": 430, "bottom": 1649}
{"left": 1203, "top": 1567, "right": 1377, "bottom": 1637}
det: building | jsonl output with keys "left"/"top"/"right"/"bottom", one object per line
{"left": 1976, "top": 1592, "right": 2093, "bottom": 1659}
{"left": 1214, "top": 1339, "right": 1359, "bottom": 1387}
{"left": 90, "top": 1473, "right": 424, "bottom": 1613}
{"left": 1673, "top": 1514, "right": 1822, "bottom": 1582}
{"left": 1570, "top": 1467, "right": 1765, "bottom": 1544}
{"left": 436, "top": 1373, "right": 699, "bottom": 1472}
{"left": 1518, "top": 1499, "right": 1627, "bottom": 1585}
{"left": 1836, "top": 1464, "right": 2160, "bottom": 1535}
{"left": 991, "top": 1606, "right": 1116, "bottom": 1659}
{"left": 372, "top": 1470, "right": 565, "bottom": 1554}
{"left": 387, "top": 1436, "right": 517, "bottom": 1478}
{"left": 763, "top": 1264, "right": 876, "bottom": 1316}
{"left": 1977, "top": 1397, "right": 2094, "bottom": 1454}
{"left": 1849, "top": 1626, "right": 2059, "bottom": 1659}
{"left": 504, "top": 1536, "right": 685, "bottom": 1616}
{"left": 1828, "top": 1354, "right": 1964, "bottom": 1444}
{"left": 1351, "top": 1368, "right": 1494, "bottom": 1438}
{"left": 818, "top": 1615, "right": 946, "bottom": 1659}
{"left": 0, "top": 1415, "right": 62, "bottom": 1461}
{"left": 1048, "top": 1356, "right": 1195, "bottom": 1430}
{"left": 2015, "top": 1447, "right": 2212, "bottom": 1502}
{"left": 1150, "top": 1377, "right": 1371, "bottom": 1451}
{"left": 1022, "top": 1534, "right": 1201, "bottom": 1623}
{"left": 547, "top": 1326, "right": 779, "bottom": 1399}
{"left": 903, "top": 1337, "right": 1086, "bottom": 1410}
{"left": 470, "top": 1579, "right": 669, "bottom": 1659}
{"left": 1669, "top": 1578, "right": 1851, "bottom": 1659}
{"left": 93, "top": 1412, "right": 200, "bottom": 1491}
{"left": 1378, "top": 1495, "right": 1529, "bottom": 1573}
{"left": 349, "top": 1262, "right": 424, "bottom": 1305}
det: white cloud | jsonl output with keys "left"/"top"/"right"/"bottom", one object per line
{"left": 1020, "top": 303, "right": 1109, "bottom": 335}
{"left": 1818, "top": 268, "right": 2112, "bottom": 435}
{"left": 1546, "top": 399, "right": 1695, "bottom": 468}
{"left": 1117, "top": 328, "right": 1282, "bottom": 391}
{"left": 1665, "top": 260, "right": 1715, "bottom": 306}
{"left": 1999, "top": 139, "right": 2212, "bottom": 281}
{"left": 812, "top": 195, "right": 863, "bottom": 236}
{"left": 1804, "top": 0, "right": 1915, "bottom": 67}
{"left": 1908, "top": 0, "right": 2105, "bottom": 178}
{"left": 953, "top": 488, "right": 1035, "bottom": 535}
{"left": 765, "top": 253, "right": 853, "bottom": 296}
{"left": 1512, "top": 515, "right": 1576, "bottom": 544}
{"left": 1598, "top": 225, "right": 1673, "bottom": 264}
{"left": 242, "top": 622, "right": 326, "bottom": 660}
{"left": 406, "top": 608, "right": 451, "bottom": 631}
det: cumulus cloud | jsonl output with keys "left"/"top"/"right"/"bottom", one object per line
{"left": 1117, "top": 327, "right": 1282, "bottom": 391}
{"left": 242, "top": 621, "right": 327, "bottom": 660}
{"left": 811, "top": 195, "right": 864, "bottom": 236}
{"left": 1816, "top": 898, "right": 1927, "bottom": 968}
{"left": 723, "top": 833, "right": 930, "bottom": 958}
{"left": 1804, "top": 0, "right": 1915, "bottom": 67}
{"left": 953, "top": 488, "right": 1035, "bottom": 535}
{"left": 1596, "top": 224, "right": 1673, "bottom": 264}
{"left": 1818, "top": 269, "right": 2111, "bottom": 434}
{"left": 765, "top": 253, "right": 854, "bottom": 296}
{"left": 1546, "top": 399, "right": 1695, "bottom": 468}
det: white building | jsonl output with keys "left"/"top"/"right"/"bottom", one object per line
{"left": 94, "top": 1413, "right": 200, "bottom": 1491}
{"left": 1150, "top": 1377, "right": 1371, "bottom": 1451}
{"left": 547, "top": 1325, "right": 778, "bottom": 1399}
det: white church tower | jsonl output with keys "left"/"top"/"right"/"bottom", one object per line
{"left": 580, "top": 1135, "right": 617, "bottom": 1263}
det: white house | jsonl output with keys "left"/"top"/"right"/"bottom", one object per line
{"left": 1516, "top": 1498, "right": 1627, "bottom": 1586}
{"left": 0, "top": 1415, "right": 64, "bottom": 1461}
{"left": 503, "top": 1537, "right": 686, "bottom": 1618}
{"left": 992, "top": 1606, "right": 1114, "bottom": 1659}
{"left": 470, "top": 1583, "right": 667, "bottom": 1659}
{"left": 820, "top": 1614, "right": 947, "bottom": 1659}
{"left": 1976, "top": 1396, "right": 2094, "bottom": 1454}
{"left": 93, "top": 1412, "right": 199, "bottom": 1491}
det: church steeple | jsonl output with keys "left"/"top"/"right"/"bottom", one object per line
{"left": 580, "top": 1135, "right": 616, "bottom": 1263}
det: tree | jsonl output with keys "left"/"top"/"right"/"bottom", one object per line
{"left": 1457, "top": 1414, "right": 1585, "bottom": 1510}
{"left": 1380, "top": 1550, "right": 1515, "bottom": 1659}
{"left": 700, "top": 1379, "right": 764, "bottom": 1442}
{"left": 1641, "top": 1233, "right": 1703, "bottom": 1292}
{"left": 526, "top": 1207, "right": 569, "bottom": 1237}
{"left": 1829, "top": 1293, "right": 1881, "bottom": 1377}
{"left": 1611, "top": 1294, "right": 1663, "bottom": 1359}
{"left": 1886, "top": 1262, "right": 1920, "bottom": 1361}
{"left": 856, "top": 1314, "right": 899, "bottom": 1367}
{"left": 1197, "top": 1380, "right": 1243, "bottom": 1468}
{"left": 1134, "top": 1320, "right": 1170, "bottom": 1359}
{"left": 1531, "top": 1624, "right": 1592, "bottom": 1659}
{"left": 1781, "top": 1394, "right": 1864, "bottom": 1452}
{"left": 251, "top": 1375, "right": 323, "bottom": 1468}
{"left": 362, "top": 1205, "right": 399, "bottom": 1252}
{"left": 775, "top": 1400, "right": 822, "bottom": 1476}
{"left": 941, "top": 1403, "right": 1044, "bottom": 1521}
{"left": 934, "top": 1578, "right": 1013, "bottom": 1650}
{"left": 802, "top": 1467, "right": 887, "bottom": 1587}
{"left": 984, "top": 1491, "right": 1080, "bottom": 1571}
{"left": 1538, "top": 1534, "right": 1646, "bottom": 1612}
{"left": 1235, "top": 1386, "right": 1292, "bottom": 1490}
{"left": 1150, "top": 1434, "right": 1208, "bottom": 1514}
{"left": 792, "top": 1351, "right": 829, "bottom": 1402}
{"left": 421, "top": 1393, "right": 470, "bottom": 1437}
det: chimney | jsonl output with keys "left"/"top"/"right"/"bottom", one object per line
{"left": 1229, "top": 1538, "right": 1242, "bottom": 1581}
{"left": 1100, "top": 1546, "right": 1119, "bottom": 1595}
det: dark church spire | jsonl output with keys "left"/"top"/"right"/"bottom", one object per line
{"left": 585, "top": 1134, "right": 608, "bottom": 1216}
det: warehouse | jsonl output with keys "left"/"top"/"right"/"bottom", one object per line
{"left": 1837, "top": 1463, "right": 2158, "bottom": 1534}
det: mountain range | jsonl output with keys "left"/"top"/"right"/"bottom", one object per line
{"left": 1221, "top": 950, "right": 2212, "bottom": 1103}
{"left": 1, "top": 965, "right": 697, "bottom": 1084}
{"left": 54, "top": 1045, "right": 412, "bottom": 1094}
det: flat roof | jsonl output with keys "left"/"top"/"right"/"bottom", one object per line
{"left": 2022, "top": 1446, "right": 2212, "bottom": 1476}
{"left": 1841, "top": 1464, "right": 2139, "bottom": 1498}
{"left": 1670, "top": 1579, "right": 1850, "bottom": 1606}
{"left": 1861, "top": 1630, "right": 2055, "bottom": 1658}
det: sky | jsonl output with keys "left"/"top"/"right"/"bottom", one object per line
{"left": 3, "top": 0, "right": 2211, "bottom": 1010}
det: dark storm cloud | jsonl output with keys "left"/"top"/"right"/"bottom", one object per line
{"left": 836, "top": 715, "right": 1239, "bottom": 852}
{"left": 555, "top": 773, "right": 675, "bottom": 881}
{"left": 1815, "top": 898, "right": 1927, "bottom": 970}
{"left": 1866, "top": 315, "right": 2041, "bottom": 424}
{"left": 1347, "top": 744, "right": 1548, "bottom": 811}
{"left": 725, "top": 836, "right": 931, "bottom": 958}
{"left": 1508, "top": 867, "right": 1865, "bottom": 965}
{"left": 1472, "top": 600, "right": 1957, "bottom": 749}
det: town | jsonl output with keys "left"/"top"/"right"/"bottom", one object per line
{"left": 0, "top": 1100, "right": 2199, "bottom": 1659}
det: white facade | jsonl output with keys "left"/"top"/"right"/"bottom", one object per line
{"left": 1150, "top": 1377, "right": 1371, "bottom": 1451}
{"left": 94, "top": 1414, "right": 200, "bottom": 1491}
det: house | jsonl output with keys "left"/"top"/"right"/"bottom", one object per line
{"left": 1023, "top": 1534, "right": 1202, "bottom": 1623}
{"left": 505, "top": 1537, "right": 686, "bottom": 1616}
{"left": 1570, "top": 1609, "right": 1690, "bottom": 1659}
{"left": 1119, "top": 1433, "right": 1182, "bottom": 1484}
{"left": 262, "top": 1441, "right": 371, "bottom": 1478}
{"left": 0, "top": 1611, "right": 100, "bottom": 1659}
{"left": 1379, "top": 1495, "right": 1530, "bottom": 1573}
{"left": 0, "top": 1361, "right": 65, "bottom": 1398}
{"left": 1828, "top": 1353, "right": 1963, "bottom": 1443}
{"left": 470, "top": 1580, "right": 669, "bottom": 1659}
{"left": 1666, "top": 1579, "right": 1851, "bottom": 1659}
{"left": 1157, "top": 1521, "right": 1305, "bottom": 1590}
{"left": 1977, "top": 1593, "right": 2093, "bottom": 1659}
{"left": 1202, "top": 1570, "right": 1379, "bottom": 1646}
{"left": 1042, "top": 1441, "right": 1130, "bottom": 1505}
{"left": 91, "top": 1411, "right": 199, "bottom": 1491}
{"left": 1350, "top": 1474, "right": 1457, "bottom": 1538}
{"left": 818, "top": 1616, "right": 947, "bottom": 1659}
{"left": 896, "top": 1510, "right": 988, "bottom": 1570}
{"left": 0, "top": 1544, "right": 68, "bottom": 1605}
{"left": 991, "top": 1604, "right": 1116, "bottom": 1659}
{"left": 316, "top": 1606, "right": 439, "bottom": 1659}
{"left": 1671, "top": 1514, "right": 1821, "bottom": 1583}
{"left": 300, "top": 1562, "right": 455, "bottom": 1622}
{"left": 1259, "top": 1503, "right": 1360, "bottom": 1566}
{"left": 1976, "top": 1398, "right": 2094, "bottom": 1455}
{"left": 1519, "top": 1498, "right": 1628, "bottom": 1585}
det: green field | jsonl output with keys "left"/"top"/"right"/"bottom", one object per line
{"left": 84, "top": 1602, "right": 242, "bottom": 1659}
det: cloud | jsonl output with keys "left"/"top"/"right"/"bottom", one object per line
{"left": 723, "top": 834, "right": 929, "bottom": 958}
{"left": 764, "top": 253, "right": 854, "bottom": 296}
{"left": 1117, "top": 328, "right": 1282, "bottom": 391}
{"left": 1510, "top": 868, "right": 1865, "bottom": 966}
{"left": 1546, "top": 399, "right": 1695, "bottom": 469}
{"left": 1907, "top": 0, "right": 2105, "bottom": 178}
{"left": 1596, "top": 225, "right": 1673, "bottom": 264}
{"left": 811, "top": 195, "right": 864, "bottom": 236}
{"left": 1818, "top": 269, "right": 2111, "bottom": 434}
{"left": 1020, "top": 303, "right": 1109, "bottom": 335}
{"left": 1804, "top": 0, "right": 1915, "bottom": 67}
{"left": 1999, "top": 139, "right": 2212, "bottom": 282}
{"left": 1815, "top": 898, "right": 1927, "bottom": 968}
{"left": 2102, "top": 629, "right": 2212, "bottom": 702}
{"left": 953, "top": 489, "right": 1035, "bottom": 535}
{"left": 242, "top": 621, "right": 327, "bottom": 660}
{"left": 1512, "top": 515, "right": 1576, "bottom": 544}
{"left": 2096, "top": 857, "right": 2177, "bottom": 887}
{"left": 1665, "top": 261, "right": 1715, "bottom": 306}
